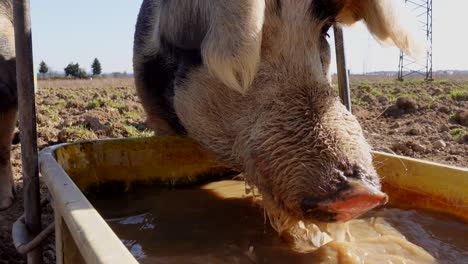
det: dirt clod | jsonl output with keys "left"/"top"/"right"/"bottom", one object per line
{"left": 361, "top": 94, "right": 375, "bottom": 104}
{"left": 396, "top": 97, "right": 418, "bottom": 111}
{"left": 409, "top": 142, "right": 427, "bottom": 153}
{"left": 77, "top": 115, "right": 107, "bottom": 131}
{"left": 392, "top": 141, "right": 409, "bottom": 154}
{"left": 458, "top": 134, "right": 468, "bottom": 144}
{"left": 390, "top": 122, "right": 400, "bottom": 129}
{"left": 454, "top": 111, "right": 468, "bottom": 127}
{"left": 439, "top": 124, "right": 450, "bottom": 132}
{"left": 406, "top": 126, "right": 422, "bottom": 136}
{"left": 438, "top": 105, "right": 451, "bottom": 114}
{"left": 432, "top": 140, "right": 447, "bottom": 149}
{"left": 377, "top": 96, "right": 389, "bottom": 104}
{"left": 430, "top": 88, "right": 443, "bottom": 96}
{"left": 384, "top": 105, "right": 404, "bottom": 117}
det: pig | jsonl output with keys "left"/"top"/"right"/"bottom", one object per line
{"left": 0, "top": 0, "right": 16, "bottom": 210}
{"left": 133, "top": 0, "right": 421, "bottom": 226}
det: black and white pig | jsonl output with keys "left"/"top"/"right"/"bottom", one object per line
{"left": 133, "top": 0, "right": 422, "bottom": 227}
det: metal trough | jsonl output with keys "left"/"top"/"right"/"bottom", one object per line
{"left": 39, "top": 136, "right": 468, "bottom": 263}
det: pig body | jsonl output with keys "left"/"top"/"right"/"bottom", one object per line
{"left": 134, "top": 0, "right": 420, "bottom": 225}
{"left": 0, "top": 0, "right": 16, "bottom": 210}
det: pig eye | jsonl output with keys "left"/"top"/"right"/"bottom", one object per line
{"left": 321, "top": 20, "right": 334, "bottom": 38}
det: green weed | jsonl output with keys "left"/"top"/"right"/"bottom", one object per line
{"left": 122, "top": 124, "right": 154, "bottom": 138}
{"left": 107, "top": 101, "right": 127, "bottom": 114}
{"left": 450, "top": 128, "right": 467, "bottom": 142}
{"left": 60, "top": 125, "right": 97, "bottom": 141}
{"left": 449, "top": 89, "right": 468, "bottom": 101}
{"left": 87, "top": 98, "right": 106, "bottom": 109}
{"left": 124, "top": 111, "right": 140, "bottom": 119}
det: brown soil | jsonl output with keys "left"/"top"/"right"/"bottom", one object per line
{"left": 349, "top": 77, "right": 468, "bottom": 167}
{"left": 1, "top": 76, "right": 467, "bottom": 263}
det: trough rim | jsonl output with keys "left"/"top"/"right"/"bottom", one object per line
{"left": 38, "top": 137, "right": 468, "bottom": 263}
{"left": 39, "top": 138, "right": 140, "bottom": 264}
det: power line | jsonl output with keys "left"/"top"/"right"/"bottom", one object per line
{"left": 398, "top": 0, "right": 433, "bottom": 81}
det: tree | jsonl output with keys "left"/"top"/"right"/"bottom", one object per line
{"left": 78, "top": 69, "right": 88, "bottom": 79}
{"left": 64, "top": 62, "right": 88, "bottom": 79}
{"left": 91, "top": 58, "right": 102, "bottom": 76}
{"left": 38, "top": 61, "right": 48, "bottom": 76}
{"left": 64, "top": 63, "right": 80, "bottom": 77}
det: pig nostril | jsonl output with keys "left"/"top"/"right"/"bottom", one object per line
{"left": 337, "top": 159, "right": 362, "bottom": 179}
{"left": 343, "top": 168, "right": 354, "bottom": 177}
{"left": 342, "top": 164, "right": 363, "bottom": 179}
{"left": 301, "top": 197, "right": 338, "bottom": 221}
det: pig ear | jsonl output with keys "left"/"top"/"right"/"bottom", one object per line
{"left": 337, "top": 0, "right": 425, "bottom": 60}
{"left": 202, "top": 1, "right": 265, "bottom": 94}
{"left": 158, "top": 0, "right": 265, "bottom": 94}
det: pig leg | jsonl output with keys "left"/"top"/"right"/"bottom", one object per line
{"left": 0, "top": 0, "right": 17, "bottom": 210}
{"left": 134, "top": 56, "right": 187, "bottom": 136}
{"left": 0, "top": 105, "right": 16, "bottom": 210}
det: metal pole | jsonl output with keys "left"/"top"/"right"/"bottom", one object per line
{"left": 426, "top": 0, "right": 433, "bottom": 81}
{"left": 333, "top": 26, "right": 352, "bottom": 113}
{"left": 398, "top": 51, "right": 404, "bottom": 81}
{"left": 12, "top": 0, "right": 43, "bottom": 263}
{"left": 397, "top": 0, "right": 433, "bottom": 81}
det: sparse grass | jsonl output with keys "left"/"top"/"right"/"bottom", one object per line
{"left": 60, "top": 125, "right": 97, "bottom": 141}
{"left": 449, "top": 89, "right": 468, "bottom": 101}
{"left": 450, "top": 128, "right": 467, "bottom": 142}
{"left": 402, "top": 79, "right": 425, "bottom": 84}
{"left": 52, "top": 98, "right": 67, "bottom": 108}
{"left": 396, "top": 93, "right": 419, "bottom": 99}
{"left": 40, "top": 106, "right": 61, "bottom": 123}
{"left": 351, "top": 97, "right": 364, "bottom": 105}
{"left": 107, "top": 101, "right": 127, "bottom": 113}
{"left": 36, "top": 78, "right": 151, "bottom": 141}
{"left": 38, "top": 77, "right": 134, "bottom": 90}
{"left": 369, "top": 89, "right": 383, "bottom": 97}
{"left": 359, "top": 83, "right": 371, "bottom": 89}
{"left": 87, "top": 98, "right": 106, "bottom": 109}
{"left": 385, "top": 95, "right": 397, "bottom": 103}
{"left": 435, "top": 80, "right": 454, "bottom": 86}
{"left": 124, "top": 111, "right": 140, "bottom": 119}
{"left": 65, "top": 100, "right": 83, "bottom": 109}
{"left": 122, "top": 124, "right": 154, "bottom": 138}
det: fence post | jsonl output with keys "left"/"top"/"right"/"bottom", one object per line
{"left": 334, "top": 26, "right": 352, "bottom": 113}
{"left": 12, "top": 0, "right": 43, "bottom": 263}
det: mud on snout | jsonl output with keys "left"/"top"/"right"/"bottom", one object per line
{"left": 239, "top": 92, "right": 387, "bottom": 234}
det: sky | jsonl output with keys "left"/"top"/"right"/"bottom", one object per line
{"left": 30, "top": 0, "right": 468, "bottom": 74}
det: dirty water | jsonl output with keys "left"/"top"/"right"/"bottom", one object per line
{"left": 89, "top": 180, "right": 468, "bottom": 264}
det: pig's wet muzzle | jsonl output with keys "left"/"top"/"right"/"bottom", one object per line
{"left": 301, "top": 180, "right": 388, "bottom": 222}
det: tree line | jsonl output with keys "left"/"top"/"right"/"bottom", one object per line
{"left": 38, "top": 58, "right": 102, "bottom": 78}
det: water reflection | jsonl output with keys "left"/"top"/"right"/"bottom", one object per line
{"left": 122, "top": 239, "right": 147, "bottom": 260}
{"left": 107, "top": 213, "right": 156, "bottom": 230}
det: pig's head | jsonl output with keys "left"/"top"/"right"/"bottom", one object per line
{"left": 134, "top": 0, "right": 422, "bottom": 226}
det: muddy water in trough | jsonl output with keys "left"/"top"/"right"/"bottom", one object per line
{"left": 89, "top": 180, "right": 468, "bottom": 264}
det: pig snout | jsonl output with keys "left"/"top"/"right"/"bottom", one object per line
{"left": 244, "top": 96, "right": 386, "bottom": 224}
{"left": 302, "top": 179, "right": 388, "bottom": 222}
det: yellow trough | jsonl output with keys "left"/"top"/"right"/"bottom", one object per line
{"left": 39, "top": 136, "right": 468, "bottom": 264}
